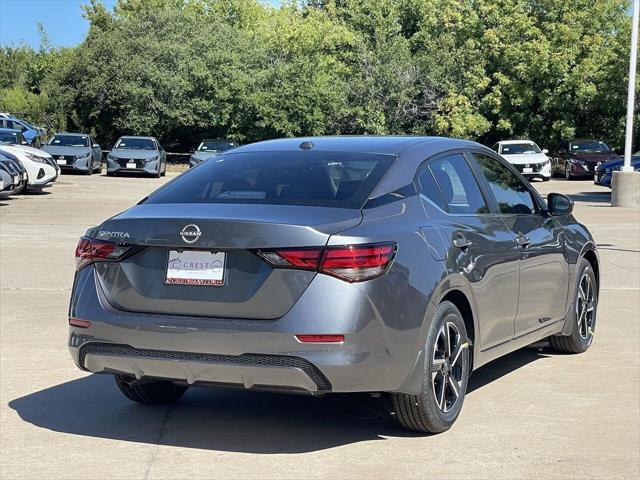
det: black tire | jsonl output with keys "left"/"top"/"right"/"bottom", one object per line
{"left": 542, "top": 176, "right": 550, "bottom": 182}
{"left": 549, "top": 258, "right": 597, "bottom": 354}
{"left": 155, "top": 167, "right": 161, "bottom": 178}
{"left": 115, "top": 375, "right": 188, "bottom": 405}
{"left": 565, "top": 165, "right": 573, "bottom": 180}
{"left": 391, "top": 301, "right": 471, "bottom": 433}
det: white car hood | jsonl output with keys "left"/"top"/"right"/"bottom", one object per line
{"left": 501, "top": 153, "right": 548, "bottom": 165}
{"left": 0, "top": 144, "right": 53, "bottom": 159}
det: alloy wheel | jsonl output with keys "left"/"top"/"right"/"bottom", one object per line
{"left": 576, "top": 271, "right": 596, "bottom": 340}
{"left": 431, "top": 321, "right": 466, "bottom": 413}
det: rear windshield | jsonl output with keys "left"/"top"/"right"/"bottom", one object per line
{"left": 145, "top": 151, "right": 395, "bottom": 209}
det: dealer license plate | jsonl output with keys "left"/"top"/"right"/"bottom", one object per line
{"left": 126, "top": 162, "right": 136, "bottom": 169}
{"left": 165, "top": 250, "right": 226, "bottom": 286}
{"left": 522, "top": 167, "right": 533, "bottom": 174}
{"left": 56, "top": 159, "right": 66, "bottom": 165}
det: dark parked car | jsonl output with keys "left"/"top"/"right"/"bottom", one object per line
{"left": 0, "top": 113, "right": 45, "bottom": 146}
{"left": 189, "top": 139, "right": 237, "bottom": 168}
{"left": 106, "top": 136, "right": 167, "bottom": 177}
{"left": 594, "top": 152, "right": 640, "bottom": 187}
{"left": 42, "top": 133, "right": 102, "bottom": 175}
{"left": 0, "top": 127, "right": 29, "bottom": 146}
{"left": 551, "top": 139, "right": 617, "bottom": 180}
{"left": 69, "top": 136, "right": 599, "bottom": 433}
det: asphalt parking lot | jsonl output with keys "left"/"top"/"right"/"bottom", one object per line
{"left": 1, "top": 174, "right": 638, "bottom": 479}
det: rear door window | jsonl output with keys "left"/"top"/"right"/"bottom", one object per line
{"left": 145, "top": 151, "right": 395, "bottom": 209}
{"left": 473, "top": 153, "right": 537, "bottom": 214}
{"left": 427, "top": 154, "right": 488, "bottom": 214}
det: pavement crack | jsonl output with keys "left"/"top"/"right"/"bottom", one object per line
{"left": 143, "top": 406, "right": 171, "bottom": 480}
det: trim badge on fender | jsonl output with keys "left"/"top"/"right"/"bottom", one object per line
{"left": 180, "top": 224, "right": 201, "bottom": 244}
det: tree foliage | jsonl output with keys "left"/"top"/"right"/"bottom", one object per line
{"left": 0, "top": 0, "right": 635, "bottom": 151}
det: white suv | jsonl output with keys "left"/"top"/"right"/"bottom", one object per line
{"left": 492, "top": 140, "right": 551, "bottom": 181}
{"left": 0, "top": 138, "right": 59, "bottom": 191}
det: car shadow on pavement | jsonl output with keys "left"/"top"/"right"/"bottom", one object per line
{"left": 9, "top": 345, "right": 549, "bottom": 453}
{"left": 568, "top": 191, "right": 611, "bottom": 204}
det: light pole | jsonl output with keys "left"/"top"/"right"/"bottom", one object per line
{"left": 623, "top": 0, "right": 639, "bottom": 173}
{"left": 612, "top": 0, "right": 640, "bottom": 207}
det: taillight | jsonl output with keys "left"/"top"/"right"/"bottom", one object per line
{"left": 75, "top": 236, "right": 132, "bottom": 270}
{"left": 256, "top": 248, "right": 322, "bottom": 270}
{"left": 320, "top": 243, "right": 396, "bottom": 282}
{"left": 257, "top": 242, "right": 396, "bottom": 283}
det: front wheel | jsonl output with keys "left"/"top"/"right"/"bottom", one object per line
{"left": 115, "top": 375, "right": 188, "bottom": 404}
{"left": 549, "top": 258, "right": 597, "bottom": 353}
{"left": 391, "top": 301, "right": 470, "bottom": 433}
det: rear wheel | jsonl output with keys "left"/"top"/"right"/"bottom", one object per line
{"left": 391, "top": 301, "right": 470, "bottom": 433}
{"left": 114, "top": 375, "right": 188, "bottom": 404}
{"left": 549, "top": 258, "right": 597, "bottom": 353}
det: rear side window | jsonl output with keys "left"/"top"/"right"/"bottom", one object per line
{"left": 474, "top": 154, "right": 537, "bottom": 214}
{"left": 428, "top": 154, "right": 488, "bottom": 214}
{"left": 145, "top": 151, "right": 395, "bottom": 209}
{"left": 417, "top": 167, "right": 447, "bottom": 211}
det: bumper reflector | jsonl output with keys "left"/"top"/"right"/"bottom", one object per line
{"left": 295, "top": 334, "right": 344, "bottom": 344}
{"left": 69, "top": 317, "right": 91, "bottom": 328}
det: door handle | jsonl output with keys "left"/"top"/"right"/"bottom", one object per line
{"left": 453, "top": 234, "right": 473, "bottom": 249}
{"left": 515, "top": 235, "right": 531, "bottom": 247}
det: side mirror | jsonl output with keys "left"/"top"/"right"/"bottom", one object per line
{"left": 558, "top": 149, "right": 566, "bottom": 155}
{"left": 547, "top": 193, "right": 574, "bottom": 216}
{"left": 20, "top": 141, "right": 28, "bottom": 145}
{"left": 93, "top": 143, "right": 100, "bottom": 148}
{"left": 542, "top": 148, "right": 549, "bottom": 154}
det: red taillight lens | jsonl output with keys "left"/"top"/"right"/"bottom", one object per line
{"left": 295, "top": 334, "right": 345, "bottom": 343}
{"left": 75, "top": 236, "right": 131, "bottom": 270}
{"left": 257, "top": 248, "right": 323, "bottom": 270}
{"left": 257, "top": 242, "right": 396, "bottom": 283}
{"left": 320, "top": 243, "right": 396, "bottom": 282}
{"left": 69, "top": 317, "right": 91, "bottom": 328}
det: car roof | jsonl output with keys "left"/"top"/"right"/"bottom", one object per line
{"left": 496, "top": 139, "right": 536, "bottom": 145}
{"left": 566, "top": 138, "right": 607, "bottom": 142}
{"left": 52, "top": 132, "right": 90, "bottom": 137}
{"left": 118, "top": 135, "right": 156, "bottom": 140}
{"left": 227, "top": 135, "right": 489, "bottom": 198}
{"left": 202, "top": 138, "right": 235, "bottom": 143}
{"left": 229, "top": 136, "right": 477, "bottom": 155}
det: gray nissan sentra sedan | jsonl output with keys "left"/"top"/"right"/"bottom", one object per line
{"left": 68, "top": 136, "right": 599, "bottom": 433}
{"left": 106, "top": 136, "right": 167, "bottom": 177}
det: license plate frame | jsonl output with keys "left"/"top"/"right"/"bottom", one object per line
{"left": 522, "top": 167, "right": 533, "bottom": 174}
{"left": 126, "top": 162, "right": 137, "bottom": 169}
{"left": 165, "top": 250, "right": 226, "bottom": 287}
{"left": 56, "top": 159, "right": 66, "bottom": 166}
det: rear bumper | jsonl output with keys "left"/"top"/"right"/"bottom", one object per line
{"left": 76, "top": 342, "right": 330, "bottom": 393}
{"left": 68, "top": 267, "right": 431, "bottom": 395}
